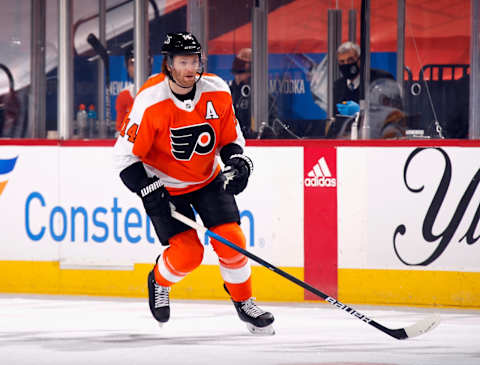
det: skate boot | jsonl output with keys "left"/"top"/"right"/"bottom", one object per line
{"left": 224, "top": 284, "right": 275, "bottom": 335}
{"left": 147, "top": 267, "right": 170, "bottom": 326}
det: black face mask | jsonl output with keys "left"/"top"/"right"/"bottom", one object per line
{"left": 339, "top": 62, "right": 360, "bottom": 80}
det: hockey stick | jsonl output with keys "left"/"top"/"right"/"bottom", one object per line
{"left": 87, "top": 33, "right": 111, "bottom": 136}
{"left": 170, "top": 207, "right": 440, "bottom": 340}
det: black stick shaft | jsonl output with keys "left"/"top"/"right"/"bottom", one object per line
{"left": 87, "top": 33, "right": 111, "bottom": 128}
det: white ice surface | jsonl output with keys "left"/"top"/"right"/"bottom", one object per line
{"left": 0, "top": 294, "right": 478, "bottom": 365}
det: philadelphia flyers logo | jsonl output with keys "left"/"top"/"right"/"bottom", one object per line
{"left": 170, "top": 123, "right": 216, "bottom": 160}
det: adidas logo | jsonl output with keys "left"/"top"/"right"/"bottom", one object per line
{"left": 304, "top": 157, "right": 336, "bottom": 187}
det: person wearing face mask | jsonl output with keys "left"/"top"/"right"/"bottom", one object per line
{"left": 334, "top": 41, "right": 394, "bottom": 116}
{"left": 228, "top": 48, "right": 279, "bottom": 138}
{"left": 229, "top": 48, "right": 254, "bottom": 137}
{"left": 114, "top": 32, "right": 275, "bottom": 335}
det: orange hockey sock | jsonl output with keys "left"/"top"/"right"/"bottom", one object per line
{"left": 153, "top": 229, "right": 204, "bottom": 287}
{"left": 210, "top": 222, "right": 252, "bottom": 302}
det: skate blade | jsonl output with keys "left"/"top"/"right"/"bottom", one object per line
{"left": 246, "top": 323, "right": 275, "bottom": 336}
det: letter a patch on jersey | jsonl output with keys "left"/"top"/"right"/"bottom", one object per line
{"left": 170, "top": 123, "right": 216, "bottom": 160}
{"left": 205, "top": 101, "right": 219, "bottom": 120}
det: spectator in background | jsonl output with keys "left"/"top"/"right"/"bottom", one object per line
{"left": 334, "top": 41, "right": 394, "bottom": 116}
{"left": 115, "top": 46, "right": 153, "bottom": 133}
{"left": 115, "top": 47, "right": 135, "bottom": 133}
{"left": 229, "top": 48, "right": 255, "bottom": 137}
{"left": 0, "top": 64, "right": 20, "bottom": 138}
{"left": 0, "top": 88, "right": 20, "bottom": 138}
{"left": 229, "top": 48, "right": 279, "bottom": 138}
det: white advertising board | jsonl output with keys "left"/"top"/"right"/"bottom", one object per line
{"left": 338, "top": 146, "right": 480, "bottom": 272}
{"left": 0, "top": 145, "right": 303, "bottom": 268}
{"left": 0, "top": 146, "right": 60, "bottom": 261}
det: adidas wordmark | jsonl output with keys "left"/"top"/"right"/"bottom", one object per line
{"left": 304, "top": 157, "right": 337, "bottom": 187}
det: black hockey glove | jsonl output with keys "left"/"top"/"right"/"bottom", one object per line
{"left": 222, "top": 154, "right": 253, "bottom": 195}
{"left": 137, "top": 177, "right": 171, "bottom": 218}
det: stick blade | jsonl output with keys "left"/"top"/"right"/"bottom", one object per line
{"left": 403, "top": 313, "right": 441, "bottom": 339}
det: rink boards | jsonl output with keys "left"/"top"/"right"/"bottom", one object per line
{"left": 0, "top": 139, "right": 479, "bottom": 308}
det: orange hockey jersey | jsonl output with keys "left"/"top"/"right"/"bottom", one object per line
{"left": 115, "top": 84, "right": 134, "bottom": 132}
{"left": 113, "top": 73, "right": 245, "bottom": 195}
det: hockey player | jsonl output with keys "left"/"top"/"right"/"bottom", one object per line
{"left": 114, "top": 47, "right": 135, "bottom": 133}
{"left": 115, "top": 45, "right": 153, "bottom": 133}
{"left": 113, "top": 32, "right": 275, "bottom": 335}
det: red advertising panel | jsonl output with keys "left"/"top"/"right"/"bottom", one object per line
{"left": 304, "top": 147, "right": 338, "bottom": 299}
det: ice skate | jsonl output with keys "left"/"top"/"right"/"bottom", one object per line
{"left": 147, "top": 268, "right": 170, "bottom": 326}
{"left": 224, "top": 284, "right": 275, "bottom": 335}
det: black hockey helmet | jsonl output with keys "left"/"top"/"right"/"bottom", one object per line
{"left": 124, "top": 44, "right": 153, "bottom": 65}
{"left": 161, "top": 32, "right": 202, "bottom": 55}
{"left": 124, "top": 45, "right": 134, "bottom": 64}
{"left": 161, "top": 32, "right": 204, "bottom": 88}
